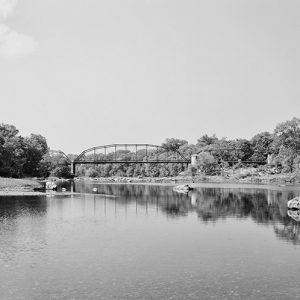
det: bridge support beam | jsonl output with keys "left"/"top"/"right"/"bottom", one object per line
{"left": 71, "top": 161, "right": 75, "bottom": 176}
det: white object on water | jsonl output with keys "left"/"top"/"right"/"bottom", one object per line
{"left": 287, "top": 197, "right": 300, "bottom": 209}
{"left": 92, "top": 188, "right": 98, "bottom": 192}
{"left": 62, "top": 188, "right": 67, "bottom": 192}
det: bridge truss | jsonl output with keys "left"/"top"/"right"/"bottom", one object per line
{"left": 72, "top": 144, "right": 190, "bottom": 174}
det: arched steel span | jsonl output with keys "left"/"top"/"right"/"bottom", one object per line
{"left": 49, "top": 150, "right": 71, "bottom": 163}
{"left": 72, "top": 143, "right": 190, "bottom": 174}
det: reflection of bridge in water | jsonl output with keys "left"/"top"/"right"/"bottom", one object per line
{"left": 71, "top": 144, "right": 190, "bottom": 175}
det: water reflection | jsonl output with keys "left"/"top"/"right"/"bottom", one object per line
{"left": 75, "top": 182, "right": 300, "bottom": 244}
{"left": 0, "top": 196, "right": 47, "bottom": 220}
{"left": 1, "top": 184, "right": 300, "bottom": 246}
{"left": 2, "top": 183, "right": 300, "bottom": 299}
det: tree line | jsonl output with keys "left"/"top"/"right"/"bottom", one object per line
{"left": 1, "top": 117, "right": 300, "bottom": 178}
{"left": 78, "top": 117, "right": 300, "bottom": 177}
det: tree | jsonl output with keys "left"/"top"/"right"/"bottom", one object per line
{"left": 0, "top": 123, "right": 19, "bottom": 139}
{"left": 85, "top": 168, "right": 99, "bottom": 178}
{"left": 196, "top": 152, "right": 219, "bottom": 175}
{"left": 51, "top": 166, "right": 72, "bottom": 178}
{"left": 234, "top": 139, "right": 253, "bottom": 161}
{"left": 272, "top": 118, "right": 300, "bottom": 171}
{"left": 250, "top": 132, "right": 273, "bottom": 162}
{"left": 0, "top": 124, "right": 23, "bottom": 177}
{"left": 23, "top": 134, "right": 48, "bottom": 176}
{"left": 0, "top": 136, "right": 26, "bottom": 177}
{"left": 197, "top": 134, "right": 218, "bottom": 148}
{"left": 162, "top": 138, "right": 188, "bottom": 152}
{"left": 273, "top": 117, "right": 300, "bottom": 154}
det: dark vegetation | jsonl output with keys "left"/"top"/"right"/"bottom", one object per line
{"left": 0, "top": 124, "right": 72, "bottom": 178}
{"left": 1, "top": 117, "right": 300, "bottom": 179}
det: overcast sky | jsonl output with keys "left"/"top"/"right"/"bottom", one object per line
{"left": 0, "top": 0, "right": 299, "bottom": 154}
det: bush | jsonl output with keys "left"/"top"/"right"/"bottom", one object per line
{"left": 196, "top": 152, "right": 219, "bottom": 175}
{"left": 86, "top": 168, "right": 99, "bottom": 178}
{"left": 187, "top": 165, "right": 198, "bottom": 176}
{"left": 50, "top": 166, "right": 72, "bottom": 178}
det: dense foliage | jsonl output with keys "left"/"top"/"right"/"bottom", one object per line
{"left": 1, "top": 117, "right": 300, "bottom": 178}
{"left": 0, "top": 124, "right": 71, "bottom": 178}
{"left": 0, "top": 124, "right": 48, "bottom": 177}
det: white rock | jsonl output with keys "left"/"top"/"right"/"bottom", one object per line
{"left": 287, "top": 197, "right": 300, "bottom": 209}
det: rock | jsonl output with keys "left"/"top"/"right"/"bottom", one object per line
{"left": 287, "top": 209, "right": 300, "bottom": 221}
{"left": 173, "top": 184, "right": 193, "bottom": 193}
{"left": 287, "top": 197, "right": 300, "bottom": 209}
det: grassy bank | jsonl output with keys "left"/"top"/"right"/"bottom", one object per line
{"left": 0, "top": 177, "right": 41, "bottom": 191}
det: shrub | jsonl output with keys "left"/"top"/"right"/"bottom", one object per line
{"left": 196, "top": 152, "right": 219, "bottom": 175}
{"left": 50, "top": 166, "right": 72, "bottom": 178}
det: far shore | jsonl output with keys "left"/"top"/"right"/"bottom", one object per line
{"left": 1, "top": 172, "right": 300, "bottom": 196}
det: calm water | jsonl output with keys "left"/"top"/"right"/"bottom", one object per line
{"left": 1, "top": 182, "right": 300, "bottom": 299}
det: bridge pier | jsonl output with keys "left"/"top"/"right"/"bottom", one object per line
{"left": 71, "top": 161, "right": 75, "bottom": 176}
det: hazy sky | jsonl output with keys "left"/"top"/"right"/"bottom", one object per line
{"left": 0, "top": 0, "right": 299, "bottom": 154}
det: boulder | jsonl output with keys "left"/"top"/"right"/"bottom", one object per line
{"left": 173, "top": 184, "right": 193, "bottom": 193}
{"left": 287, "top": 197, "right": 300, "bottom": 209}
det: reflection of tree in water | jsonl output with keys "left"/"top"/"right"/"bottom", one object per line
{"left": 193, "top": 188, "right": 300, "bottom": 244}
{"left": 75, "top": 181, "right": 300, "bottom": 244}
{"left": 0, "top": 196, "right": 47, "bottom": 220}
{"left": 193, "top": 189, "right": 291, "bottom": 223}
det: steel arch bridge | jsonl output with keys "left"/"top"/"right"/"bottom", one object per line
{"left": 71, "top": 143, "right": 190, "bottom": 174}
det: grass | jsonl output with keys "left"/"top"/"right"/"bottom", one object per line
{"left": 0, "top": 177, "right": 41, "bottom": 190}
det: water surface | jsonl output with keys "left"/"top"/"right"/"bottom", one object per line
{"left": 1, "top": 182, "right": 300, "bottom": 299}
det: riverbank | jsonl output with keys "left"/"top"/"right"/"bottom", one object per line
{"left": 0, "top": 177, "right": 42, "bottom": 191}
{"left": 1, "top": 169, "right": 300, "bottom": 196}
{"left": 77, "top": 170, "right": 300, "bottom": 185}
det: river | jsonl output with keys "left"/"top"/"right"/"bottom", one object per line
{"left": 1, "top": 182, "right": 300, "bottom": 299}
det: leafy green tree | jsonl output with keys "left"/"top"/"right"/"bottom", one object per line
{"left": 276, "top": 146, "right": 295, "bottom": 172}
{"left": 158, "top": 165, "right": 170, "bottom": 177}
{"left": 23, "top": 134, "right": 48, "bottom": 176}
{"left": 196, "top": 152, "right": 219, "bottom": 175}
{"left": 197, "top": 134, "right": 218, "bottom": 148}
{"left": 272, "top": 118, "right": 300, "bottom": 171}
{"left": 234, "top": 139, "right": 253, "bottom": 161}
{"left": 85, "top": 168, "right": 99, "bottom": 177}
{"left": 0, "top": 123, "right": 19, "bottom": 139}
{"left": 51, "top": 165, "right": 72, "bottom": 178}
{"left": 273, "top": 117, "right": 300, "bottom": 153}
{"left": 250, "top": 132, "right": 273, "bottom": 162}
{"left": 162, "top": 138, "right": 188, "bottom": 152}
{"left": 0, "top": 124, "right": 23, "bottom": 177}
{"left": 1, "top": 136, "right": 26, "bottom": 177}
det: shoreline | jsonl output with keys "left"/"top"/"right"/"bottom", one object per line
{"left": 77, "top": 172, "right": 300, "bottom": 186}
{"left": 87, "top": 179, "right": 300, "bottom": 192}
{"left": 1, "top": 173, "right": 300, "bottom": 196}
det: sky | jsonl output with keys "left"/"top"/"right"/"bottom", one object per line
{"left": 0, "top": 0, "right": 299, "bottom": 154}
